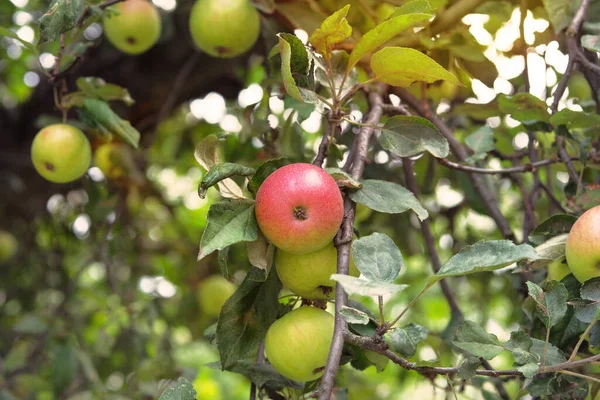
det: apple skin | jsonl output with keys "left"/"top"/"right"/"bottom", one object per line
{"left": 94, "top": 143, "right": 130, "bottom": 180}
{"left": 197, "top": 275, "right": 237, "bottom": 317}
{"left": 565, "top": 205, "right": 600, "bottom": 283}
{"left": 103, "top": 0, "right": 161, "bottom": 55}
{"left": 0, "top": 231, "right": 18, "bottom": 262}
{"left": 189, "top": 0, "right": 260, "bottom": 58}
{"left": 547, "top": 258, "right": 571, "bottom": 282}
{"left": 265, "top": 306, "right": 334, "bottom": 382}
{"left": 276, "top": 242, "right": 360, "bottom": 300}
{"left": 255, "top": 163, "right": 344, "bottom": 255}
{"left": 31, "top": 124, "right": 92, "bottom": 183}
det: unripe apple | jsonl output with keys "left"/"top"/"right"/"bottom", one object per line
{"left": 275, "top": 242, "right": 360, "bottom": 300}
{"left": 265, "top": 306, "right": 334, "bottom": 382}
{"left": 197, "top": 275, "right": 237, "bottom": 317}
{"left": 189, "top": 0, "right": 261, "bottom": 58}
{"left": 31, "top": 124, "right": 92, "bottom": 183}
{"left": 94, "top": 142, "right": 131, "bottom": 180}
{"left": 568, "top": 72, "right": 592, "bottom": 101}
{"left": 255, "top": 163, "right": 343, "bottom": 255}
{"left": 0, "top": 231, "right": 18, "bottom": 262}
{"left": 565, "top": 205, "right": 600, "bottom": 283}
{"left": 103, "top": 0, "right": 161, "bottom": 55}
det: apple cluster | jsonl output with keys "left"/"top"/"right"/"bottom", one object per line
{"left": 254, "top": 163, "right": 358, "bottom": 382}
{"left": 101, "top": 0, "right": 261, "bottom": 59}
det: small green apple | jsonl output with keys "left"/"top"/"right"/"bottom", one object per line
{"left": 275, "top": 242, "right": 360, "bottom": 300}
{"left": 0, "top": 231, "right": 18, "bottom": 262}
{"left": 547, "top": 258, "right": 571, "bottom": 282}
{"left": 568, "top": 72, "right": 592, "bottom": 101}
{"left": 31, "top": 124, "right": 92, "bottom": 183}
{"left": 94, "top": 142, "right": 131, "bottom": 180}
{"left": 265, "top": 306, "right": 334, "bottom": 382}
{"left": 565, "top": 205, "right": 600, "bottom": 283}
{"left": 103, "top": 0, "right": 161, "bottom": 55}
{"left": 197, "top": 275, "right": 237, "bottom": 317}
{"left": 255, "top": 163, "right": 344, "bottom": 255}
{"left": 189, "top": 0, "right": 261, "bottom": 58}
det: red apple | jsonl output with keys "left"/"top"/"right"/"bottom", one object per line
{"left": 255, "top": 163, "right": 343, "bottom": 254}
{"left": 565, "top": 205, "right": 600, "bottom": 283}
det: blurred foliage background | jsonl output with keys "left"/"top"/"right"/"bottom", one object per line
{"left": 1, "top": 0, "right": 600, "bottom": 399}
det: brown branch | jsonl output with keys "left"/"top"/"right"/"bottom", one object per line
{"left": 313, "top": 117, "right": 336, "bottom": 167}
{"left": 438, "top": 157, "right": 560, "bottom": 175}
{"left": 317, "top": 88, "right": 385, "bottom": 400}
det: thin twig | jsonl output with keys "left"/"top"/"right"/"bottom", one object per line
{"left": 313, "top": 118, "right": 335, "bottom": 167}
{"left": 395, "top": 88, "right": 515, "bottom": 240}
{"left": 438, "top": 157, "right": 560, "bottom": 175}
{"left": 317, "top": 88, "right": 384, "bottom": 400}
{"left": 568, "top": 318, "right": 598, "bottom": 362}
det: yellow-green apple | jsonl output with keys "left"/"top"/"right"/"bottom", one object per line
{"left": 189, "top": 0, "right": 260, "bottom": 58}
{"left": 275, "top": 242, "right": 360, "bottom": 300}
{"left": 197, "top": 275, "right": 236, "bottom": 317}
{"left": 0, "top": 231, "right": 18, "bottom": 262}
{"left": 31, "top": 124, "right": 92, "bottom": 183}
{"left": 565, "top": 205, "right": 600, "bottom": 283}
{"left": 265, "top": 306, "right": 334, "bottom": 382}
{"left": 94, "top": 142, "right": 132, "bottom": 180}
{"left": 255, "top": 163, "right": 343, "bottom": 254}
{"left": 103, "top": 0, "right": 161, "bottom": 55}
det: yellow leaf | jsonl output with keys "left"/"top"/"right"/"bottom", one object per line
{"left": 309, "top": 5, "right": 352, "bottom": 60}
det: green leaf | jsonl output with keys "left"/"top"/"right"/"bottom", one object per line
{"left": 528, "top": 214, "right": 577, "bottom": 246}
{"left": 465, "top": 125, "right": 494, "bottom": 163}
{"left": 582, "top": 34, "right": 600, "bottom": 52}
{"left": 339, "top": 306, "right": 370, "bottom": 325}
{"left": 62, "top": 77, "right": 135, "bottom": 108}
{"left": 526, "top": 281, "right": 568, "bottom": 329}
{"left": 504, "top": 330, "right": 538, "bottom": 366}
{"left": 218, "top": 247, "right": 230, "bottom": 279}
{"left": 158, "top": 377, "right": 197, "bottom": 400}
{"left": 574, "top": 278, "right": 600, "bottom": 323}
{"left": 308, "top": 5, "right": 351, "bottom": 60}
{"left": 379, "top": 115, "right": 449, "bottom": 158}
{"left": 247, "top": 232, "right": 275, "bottom": 273}
{"left": 0, "top": 26, "right": 37, "bottom": 52}
{"left": 198, "top": 163, "right": 255, "bottom": 199}
{"left": 39, "top": 0, "right": 84, "bottom": 43}
{"left": 351, "top": 233, "right": 403, "bottom": 283}
{"left": 550, "top": 108, "right": 600, "bottom": 130}
{"left": 217, "top": 267, "right": 281, "bottom": 368}
{"left": 581, "top": 277, "right": 600, "bottom": 301}
{"left": 52, "top": 344, "right": 79, "bottom": 395}
{"left": 429, "top": 240, "right": 539, "bottom": 286}
{"left": 458, "top": 357, "right": 482, "bottom": 379}
{"left": 542, "top": 0, "right": 571, "bottom": 33}
{"left": 80, "top": 98, "right": 140, "bottom": 148}
{"left": 517, "top": 363, "right": 540, "bottom": 378}
{"left": 525, "top": 233, "right": 568, "bottom": 271}
{"left": 194, "top": 134, "right": 244, "bottom": 199}
{"left": 325, "top": 168, "right": 362, "bottom": 189}
{"left": 13, "top": 314, "right": 47, "bottom": 334}
{"left": 388, "top": 323, "right": 428, "bottom": 357}
{"left": 530, "top": 338, "right": 566, "bottom": 365}
{"left": 497, "top": 93, "right": 550, "bottom": 123}
{"left": 371, "top": 47, "right": 459, "bottom": 87}
{"left": 390, "top": 0, "right": 435, "bottom": 16}
{"left": 198, "top": 200, "right": 258, "bottom": 260}
{"left": 452, "top": 321, "right": 504, "bottom": 360}
{"left": 247, "top": 158, "right": 289, "bottom": 196}
{"left": 347, "top": 13, "right": 431, "bottom": 71}
{"left": 349, "top": 180, "right": 428, "bottom": 221}
{"left": 278, "top": 33, "right": 317, "bottom": 103}
{"left": 206, "top": 360, "right": 302, "bottom": 390}
{"left": 331, "top": 274, "right": 407, "bottom": 296}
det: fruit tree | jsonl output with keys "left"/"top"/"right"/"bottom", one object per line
{"left": 2, "top": 0, "right": 600, "bottom": 399}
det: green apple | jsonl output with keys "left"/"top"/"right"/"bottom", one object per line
{"left": 275, "top": 242, "right": 360, "bottom": 300}
{"left": 565, "top": 205, "right": 600, "bottom": 283}
{"left": 189, "top": 0, "right": 260, "bottom": 58}
{"left": 547, "top": 257, "right": 571, "bottom": 282}
{"left": 265, "top": 306, "right": 334, "bottom": 382}
{"left": 94, "top": 142, "right": 131, "bottom": 180}
{"left": 365, "top": 350, "right": 389, "bottom": 372}
{"left": 197, "top": 275, "right": 237, "bottom": 317}
{"left": 31, "top": 124, "right": 92, "bottom": 183}
{"left": 103, "top": 0, "right": 161, "bottom": 55}
{"left": 568, "top": 72, "right": 592, "bottom": 101}
{"left": 255, "top": 163, "right": 344, "bottom": 255}
{"left": 0, "top": 231, "right": 18, "bottom": 262}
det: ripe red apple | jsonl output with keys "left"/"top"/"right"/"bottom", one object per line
{"left": 103, "top": 0, "right": 161, "bottom": 55}
{"left": 189, "top": 0, "right": 260, "bottom": 58}
{"left": 565, "top": 205, "right": 600, "bottom": 283}
{"left": 31, "top": 124, "right": 92, "bottom": 183}
{"left": 255, "top": 163, "right": 344, "bottom": 254}
{"left": 265, "top": 306, "right": 334, "bottom": 382}
{"left": 276, "top": 241, "right": 360, "bottom": 300}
